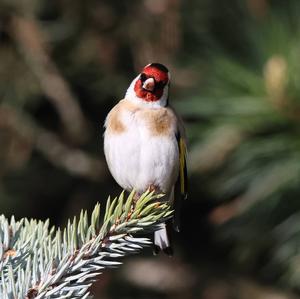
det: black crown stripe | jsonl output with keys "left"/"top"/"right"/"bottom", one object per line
{"left": 149, "top": 63, "right": 169, "bottom": 73}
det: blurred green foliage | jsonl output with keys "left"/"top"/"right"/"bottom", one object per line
{"left": 179, "top": 2, "right": 300, "bottom": 290}
{"left": 1, "top": 0, "right": 300, "bottom": 298}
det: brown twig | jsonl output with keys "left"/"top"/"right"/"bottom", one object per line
{"left": 9, "top": 15, "right": 89, "bottom": 144}
{"left": 130, "top": 0, "right": 181, "bottom": 70}
{"left": 0, "top": 105, "right": 105, "bottom": 181}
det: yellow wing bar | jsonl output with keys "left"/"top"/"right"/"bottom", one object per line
{"left": 179, "top": 138, "right": 188, "bottom": 198}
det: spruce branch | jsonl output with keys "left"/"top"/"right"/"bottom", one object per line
{"left": 0, "top": 190, "right": 172, "bottom": 299}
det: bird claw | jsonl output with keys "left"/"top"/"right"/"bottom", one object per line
{"left": 148, "top": 184, "right": 161, "bottom": 194}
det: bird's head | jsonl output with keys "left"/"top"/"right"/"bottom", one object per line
{"left": 125, "top": 63, "right": 170, "bottom": 107}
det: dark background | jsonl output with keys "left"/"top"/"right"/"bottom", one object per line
{"left": 1, "top": 0, "right": 300, "bottom": 298}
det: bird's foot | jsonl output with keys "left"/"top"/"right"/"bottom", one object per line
{"left": 148, "top": 184, "right": 161, "bottom": 194}
{"left": 133, "top": 191, "right": 140, "bottom": 203}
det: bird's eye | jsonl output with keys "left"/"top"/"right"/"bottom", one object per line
{"left": 140, "top": 73, "right": 147, "bottom": 82}
{"left": 156, "top": 81, "right": 165, "bottom": 89}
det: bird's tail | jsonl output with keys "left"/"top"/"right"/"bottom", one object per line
{"left": 153, "top": 222, "right": 173, "bottom": 256}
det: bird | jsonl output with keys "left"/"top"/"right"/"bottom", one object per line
{"left": 103, "top": 63, "right": 187, "bottom": 255}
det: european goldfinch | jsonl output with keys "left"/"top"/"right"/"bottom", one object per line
{"left": 104, "top": 63, "right": 187, "bottom": 255}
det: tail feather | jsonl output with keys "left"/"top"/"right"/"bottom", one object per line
{"left": 153, "top": 222, "right": 173, "bottom": 256}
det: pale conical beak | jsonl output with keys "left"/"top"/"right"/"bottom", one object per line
{"left": 142, "top": 77, "right": 155, "bottom": 92}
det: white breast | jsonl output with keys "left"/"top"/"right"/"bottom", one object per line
{"left": 104, "top": 108, "right": 179, "bottom": 194}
